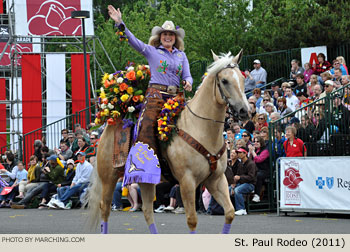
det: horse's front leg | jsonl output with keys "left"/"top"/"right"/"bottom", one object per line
{"left": 179, "top": 177, "right": 198, "bottom": 234}
{"left": 139, "top": 183, "right": 158, "bottom": 234}
{"left": 205, "top": 173, "right": 235, "bottom": 234}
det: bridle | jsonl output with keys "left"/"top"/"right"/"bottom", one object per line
{"left": 186, "top": 62, "right": 240, "bottom": 123}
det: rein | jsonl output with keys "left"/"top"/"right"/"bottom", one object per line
{"left": 185, "top": 62, "right": 239, "bottom": 124}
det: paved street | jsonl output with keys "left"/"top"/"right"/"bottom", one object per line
{"left": 1, "top": 208, "right": 350, "bottom": 234}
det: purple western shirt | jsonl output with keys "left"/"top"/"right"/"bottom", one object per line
{"left": 121, "top": 22, "right": 193, "bottom": 87}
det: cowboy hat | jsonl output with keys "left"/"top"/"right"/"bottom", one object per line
{"left": 151, "top": 21, "right": 185, "bottom": 40}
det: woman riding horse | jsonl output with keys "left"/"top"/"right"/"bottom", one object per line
{"left": 106, "top": 5, "right": 192, "bottom": 234}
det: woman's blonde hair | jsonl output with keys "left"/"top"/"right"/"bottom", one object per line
{"left": 148, "top": 34, "right": 185, "bottom": 51}
{"left": 336, "top": 56, "right": 346, "bottom": 66}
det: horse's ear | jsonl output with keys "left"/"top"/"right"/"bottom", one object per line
{"left": 232, "top": 49, "right": 243, "bottom": 64}
{"left": 211, "top": 50, "right": 219, "bottom": 62}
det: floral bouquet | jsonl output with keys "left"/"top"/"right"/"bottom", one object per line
{"left": 95, "top": 62, "right": 151, "bottom": 126}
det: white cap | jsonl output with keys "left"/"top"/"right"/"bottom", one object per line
{"left": 253, "top": 59, "right": 261, "bottom": 64}
{"left": 325, "top": 80, "right": 334, "bottom": 86}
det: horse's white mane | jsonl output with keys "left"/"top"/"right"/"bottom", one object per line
{"left": 207, "top": 52, "right": 234, "bottom": 76}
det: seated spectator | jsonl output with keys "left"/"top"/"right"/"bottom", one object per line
{"left": 10, "top": 155, "right": 52, "bottom": 209}
{"left": 296, "top": 92, "right": 310, "bottom": 110}
{"left": 270, "top": 82, "right": 281, "bottom": 97}
{"left": 252, "top": 88, "right": 263, "bottom": 109}
{"left": 277, "top": 97, "right": 293, "bottom": 120}
{"left": 60, "top": 129, "right": 70, "bottom": 146}
{"left": 285, "top": 87, "right": 299, "bottom": 111}
{"left": 112, "top": 177, "right": 123, "bottom": 211}
{"left": 71, "top": 130, "right": 90, "bottom": 153}
{"left": 55, "top": 140, "right": 73, "bottom": 161}
{"left": 330, "top": 59, "right": 347, "bottom": 76}
{"left": 241, "top": 132, "right": 253, "bottom": 147}
{"left": 273, "top": 126, "right": 286, "bottom": 158}
{"left": 232, "top": 147, "right": 257, "bottom": 216}
{"left": 163, "top": 185, "right": 177, "bottom": 212}
{"left": 336, "top": 56, "right": 349, "bottom": 75}
{"left": 303, "top": 62, "right": 314, "bottom": 83}
{"left": 343, "top": 85, "right": 350, "bottom": 111}
{"left": 297, "top": 115, "right": 314, "bottom": 143}
{"left": 248, "top": 95, "right": 257, "bottom": 105}
{"left": 332, "top": 93, "right": 350, "bottom": 134}
{"left": 48, "top": 152, "right": 92, "bottom": 209}
{"left": 307, "top": 74, "right": 319, "bottom": 97}
{"left": 311, "top": 84, "right": 323, "bottom": 102}
{"left": 272, "top": 88, "right": 283, "bottom": 108}
{"left": 260, "top": 126, "right": 270, "bottom": 144}
{"left": 294, "top": 74, "right": 308, "bottom": 95}
{"left": 236, "top": 139, "right": 247, "bottom": 149}
{"left": 86, "top": 132, "right": 99, "bottom": 163}
{"left": 248, "top": 101, "right": 258, "bottom": 123}
{"left": 251, "top": 59, "right": 267, "bottom": 89}
{"left": 264, "top": 102, "right": 276, "bottom": 122}
{"left": 10, "top": 161, "right": 28, "bottom": 199}
{"left": 320, "top": 80, "right": 335, "bottom": 99}
{"left": 0, "top": 162, "right": 27, "bottom": 207}
{"left": 173, "top": 185, "right": 185, "bottom": 214}
{"left": 320, "top": 71, "right": 332, "bottom": 86}
{"left": 68, "top": 133, "right": 75, "bottom": 151}
{"left": 244, "top": 69, "right": 256, "bottom": 93}
{"left": 232, "top": 123, "right": 245, "bottom": 140}
{"left": 252, "top": 130, "right": 261, "bottom": 142}
{"left": 41, "top": 146, "right": 55, "bottom": 159}
{"left": 281, "top": 82, "right": 291, "bottom": 96}
{"left": 312, "top": 53, "right": 331, "bottom": 76}
{"left": 248, "top": 136, "right": 269, "bottom": 203}
{"left": 33, "top": 139, "right": 43, "bottom": 161}
{"left": 255, "top": 113, "right": 268, "bottom": 131}
{"left": 18, "top": 155, "right": 41, "bottom": 198}
{"left": 283, "top": 126, "right": 307, "bottom": 157}
{"left": 341, "top": 75, "right": 350, "bottom": 86}
{"left": 332, "top": 69, "right": 343, "bottom": 89}
{"left": 290, "top": 59, "right": 304, "bottom": 80}
{"left": 0, "top": 152, "right": 18, "bottom": 184}
{"left": 225, "top": 149, "right": 240, "bottom": 196}
{"left": 38, "top": 155, "right": 65, "bottom": 208}
{"left": 269, "top": 112, "right": 281, "bottom": 123}
{"left": 73, "top": 137, "right": 90, "bottom": 160}
{"left": 258, "top": 95, "right": 273, "bottom": 114}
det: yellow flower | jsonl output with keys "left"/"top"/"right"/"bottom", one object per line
{"left": 100, "top": 92, "right": 106, "bottom": 99}
{"left": 139, "top": 95, "right": 144, "bottom": 102}
{"left": 162, "top": 134, "right": 167, "bottom": 138}
{"left": 136, "top": 70, "right": 143, "bottom": 78}
{"left": 165, "top": 104, "right": 171, "bottom": 110}
{"left": 111, "top": 110, "right": 120, "bottom": 118}
{"left": 114, "top": 88, "right": 119, "bottom": 94}
{"left": 94, "top": 118, "right": 101, "bottom": 125}
{"left": 163, "top": 116, "right": 167, "bottom": 120}
{"left": 101, "top": 73, "right": 109, "bottom": 84}
{"left": 104, "top": 109, "right": 110, "bottom": 116}
{"left": 120, "top": 94, "right": 129, "bottom": 102}
{"left": 164, "top": 127, "right": 169, "bottom": 132}
{"left": 162, "top": 121, "right": 167, "bottom": 125}
{"left": 159, "top": 131, "right": 163, "bottom": 135}
{"left": 127, "top": 87, "right": 134, "bottom": 95}
{"left": 174, "top": 102, "right": 179, "bottom": 107}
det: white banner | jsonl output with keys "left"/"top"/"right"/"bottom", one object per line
{"left": 300, "top": 46, "right": 327, "bottom": 67}
{"left": 46, "top": 54, "right": 66, "bottom": 150}
{"left": 280, "top": 157, "right": 350, "bottom": 213}
{"left": 9, "top": 78, "right": 22, "bottom": 150}
{"left": 11, "top": 0, "right": 94, "bottom": 36}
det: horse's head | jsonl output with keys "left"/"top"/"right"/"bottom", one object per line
{"left": 208, "top": 50, "right": 250, "bottom": 121}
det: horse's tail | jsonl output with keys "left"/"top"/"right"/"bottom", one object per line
{"left": 83, "top": 159, "right": 102, "bottom": 231}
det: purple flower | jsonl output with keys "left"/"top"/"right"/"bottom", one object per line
{"left": 122, "top": 119, "right": 134, "bottom": 129}
{"left": 176, "top": 25, "right": 180, "bottom": 30}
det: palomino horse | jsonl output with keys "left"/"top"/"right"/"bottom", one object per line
{"left": 86, "top": 50, "right": 250, "bottom": 234}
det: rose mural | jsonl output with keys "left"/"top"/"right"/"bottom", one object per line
{"left": 27, "top": 0, "right": 82, "bottom": 36}
{"left": 283, "top": 167, "right": 303, "bottom": 190}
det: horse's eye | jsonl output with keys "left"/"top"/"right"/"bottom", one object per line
{"left": 221, "top": 79, "right": 228, "bottom": 85}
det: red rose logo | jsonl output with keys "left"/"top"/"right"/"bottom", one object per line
{"left": 0, "top": 43, "right": 32, "bottom": 66}
{"left": 283, "top": 167, "right": 303, "bottom": 189}
{"left": 27, "top": 0, "right": 82, "bottom": 36}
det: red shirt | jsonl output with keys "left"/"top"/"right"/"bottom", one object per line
{"left": 313, "top": 61, "right": 331, "bottom": 75}
{"left": 283, "top": 138, "right": 306, "bottom": 157}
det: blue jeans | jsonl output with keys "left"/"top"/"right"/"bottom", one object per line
{"left": 112, "top": 181, "right": 123, "bottom": 208}
{"left": 58, "top": 183, "right": 88, "bottom": 204}
{"left": 234, "top": 183, "right": 254, "bottom": 211}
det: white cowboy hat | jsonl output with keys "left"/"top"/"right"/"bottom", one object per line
{"left": 151, "top": 21, "right": 185, "bottom": 40}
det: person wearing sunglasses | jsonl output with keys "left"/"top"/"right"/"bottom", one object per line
{"left": 256, "top": 113, "right": 268, "bottom": 131}
{"left": 248, "top": 136, "right": 269, "bottom": 203}
{"left": 330, "top": 59, "right": 347, "bottom": 76}
{"left": 86, "top": 132, "right": 99, "bottom": 163}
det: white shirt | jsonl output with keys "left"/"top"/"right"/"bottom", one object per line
{"left": 72, "top": 160, "right": 93, "bottom": 185}
{"left": 286, "top": 95, "right": 299, "bottom": 111}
